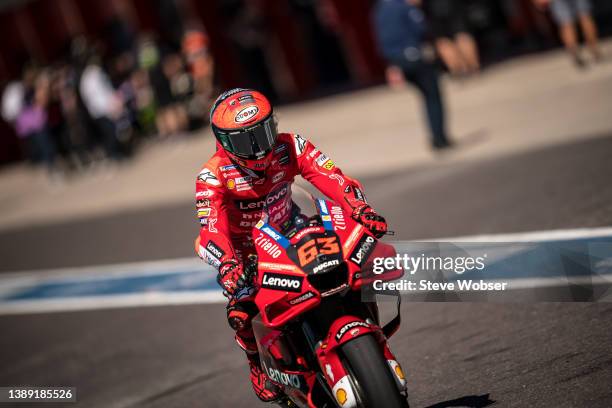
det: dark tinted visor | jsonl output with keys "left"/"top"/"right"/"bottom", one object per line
{"left": 216, "top": 116, "right": 277, "bottom": 159}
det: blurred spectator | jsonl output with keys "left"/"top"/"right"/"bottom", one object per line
{"left": 79, "top": 49, "right": 125, "bottom": 160}
{"left": 228, "top": 0, "right": 278, "bottom": 102}
{"left": 372, "top": 0, "right": 451, "bottom": 150}
{"left": 56, "top": 63, "right": 94, "bottom": 169}
{"left": 182, "top": 28, "right": 215, "bottom": 126}
{"left": 534, "top": 0, "right": 602, "bottom": 68}
{"left": 149, "top": 51, "right": 188, "bottom": 137}
{"left": 15, "top": 68, "right": 58, "bottom": 175}
{"left": 423, "top": 0, "right": 481, "bottom": 76}
{"left": 1, "top": 81, "right": 24, "bottom": 125}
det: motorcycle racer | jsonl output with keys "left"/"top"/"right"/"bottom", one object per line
{"left": 194, "top": 88, "right": 388, "bottom": 402}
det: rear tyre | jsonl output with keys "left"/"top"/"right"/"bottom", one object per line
{"left": 340, "top": 334, "right": 408, "bottom": 408}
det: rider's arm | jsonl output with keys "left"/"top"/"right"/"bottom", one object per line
{"left": 291, "top": 134, "right": 368, "bottom": 213}
{"left": 194, "top": 166, "right": 237, "bottom": 268}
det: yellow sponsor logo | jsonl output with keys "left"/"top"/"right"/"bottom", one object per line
{"left": 323, "top": 160, "right": 335, "bottom": 170}
{"left": 336, "top": 388, "right": 347, "bottom": 405}
{"left": 197, "top": 208, "right": 211, "bottom": 217}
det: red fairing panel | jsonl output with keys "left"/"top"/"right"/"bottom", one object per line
{"left": 194, "top": 133, "right": 368, "bottom": 269}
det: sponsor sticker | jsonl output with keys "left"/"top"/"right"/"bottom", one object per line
{"left": 234, "top": 105, "right": 259, "bottom": 123}
{"left": 316, "top": 153, "right": 329, "bottom": 166}
{"left": 259, "top": 262, "right": 296, "bottom": 272}
{"left": 199, "top": 243, "right": 222, "bottom": 267}
{"left": 236, "top": 185, "right": 289, "bottom": 211}
{"left": 235, "top": 176, "right": 251, "bottom": 184}
{"left": 349, "top": 234, "right": 376, "bottom": 266}
{"left": 237, "top": 94, "right": 255, "bottom": 104}
{"left": 294, "top": 134, "right": 307, "bottom": 156}
{"left": 323, "top": 160, "right": 335, "bottom": 170}
{"left": 292, "top": 226, "right": 323, "bottom": 242}
{"left": 263, "top": 361, "right": 302, "bottom": 388}
{"left": 318, "top": 199, "right": 329, "bottom": 215}
{"left": 196, "top": 199, "right": 210, "bottom": 208}
{"left": 289, "top": 291, "right": 315, "bottom": 305}
{"left": 335, "top": 321, "right": 369, "bottom": 342}
{"left": 205, "top": 240, "right": 225, "bottom": 261}
{"left": 261, "top": 272, "right": 303, "bottom": 293}
{"left": 221, "top": 164, "right": 237, "bottom": 171}
{"left": 255, "top": 232, "right": 283, "bottom": 258}
{"left": 197, "top": 168, "right": 220, "bottom": 186}
{"left": 196, "top": 189, "right": 215, "bottom": 198}
{"left": 343, "top": 224, "right": 364, "bottom": 253}
{"left": 330, "top": 206, "right": 347, "bottom": 231}
{"left": 272, "top": 171, "right": 285, "bottom": 184}
{"left": 197, "top": 208, "right": 211, "bottom": 218}
{"left": 227, "top": 179, "right": 236, "bottom": 189}
{"left": 312, "top": 259, "right": 340, "bottom": 274}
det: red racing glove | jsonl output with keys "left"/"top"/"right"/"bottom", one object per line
{"left": 352, "top": 205, "right": 388, "bottom": 238}
{"left": 217, "top": 259, "right": 249, "bottom": 297}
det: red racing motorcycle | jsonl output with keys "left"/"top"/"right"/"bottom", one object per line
{"left": 240, "top": 187, "right": 409, "bottom": 407}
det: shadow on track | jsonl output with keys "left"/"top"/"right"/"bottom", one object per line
{"left": 425, "top": 393, "right": 496, "bottom": 408}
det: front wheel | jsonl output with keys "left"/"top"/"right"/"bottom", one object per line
{"left": 340, "top": 334, "right": 409, "bottom": 408}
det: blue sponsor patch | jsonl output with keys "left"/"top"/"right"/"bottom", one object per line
{"left": 316, "top": 199, "right": 333, "bottom": 230}
{"left": 257, "top": 222, "right": 290, "bottom": 248}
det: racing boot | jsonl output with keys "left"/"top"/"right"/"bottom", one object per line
{"left": 235, "top": 330, "right": 282, "bottom": 402}
{"left": 247, "top": 353, "right": 282, "bottom": 402}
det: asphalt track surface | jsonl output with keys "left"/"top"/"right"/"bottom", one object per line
{"left": 1, "top": 133, "right": 612, "bottom": 407}
{"left": 2, "top": 132, "right": 612, "bottom": 272}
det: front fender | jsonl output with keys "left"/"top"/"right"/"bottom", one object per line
{"left": 314, "top": 316, "right": 377, "bottom": 408}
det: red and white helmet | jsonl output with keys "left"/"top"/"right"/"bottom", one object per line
{"left": 210, "top": 88, "right": 277, "bottom": 176}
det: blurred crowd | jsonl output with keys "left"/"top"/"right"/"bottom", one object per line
{"left": 1, "top": 29, "right": 215, "bottom": 179}
{"left": 373, "top": 0, "right": 604, "bottom": 150}
{"left": 0, "top": 0, "right": 608, "bottom": 177}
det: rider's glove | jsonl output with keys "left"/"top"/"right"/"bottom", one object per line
{"left": 352, "top": 205, "right": 388, "bottom": 238}
{"left": 217, "top": 259, "right": 249, "bottom": 297}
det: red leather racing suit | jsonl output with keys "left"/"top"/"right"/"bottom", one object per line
{"left": 194, "top": 133, "right": 369, "bottom": 269}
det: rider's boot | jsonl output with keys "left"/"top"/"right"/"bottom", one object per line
{"left": 247, "top": 353, "right": 282, "bottom": 402}
{"left": 235, "top": 330, "right": 282, "bottom": 402}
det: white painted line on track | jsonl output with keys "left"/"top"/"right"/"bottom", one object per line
{"left": 0, "top": 291, "right": 227, "bottom": 315}
{"left": 423, "top": 226, "right": 612, "bottom": 243}
{"left": 0, "top": 226, "right": 610, "bottom": 315}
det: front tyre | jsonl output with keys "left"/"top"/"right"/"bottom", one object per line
{"left": 340, "top": 334, "right": 409, "bottom": 408}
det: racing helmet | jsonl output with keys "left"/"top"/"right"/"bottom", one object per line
{"left": 210, "top": 88, "right": 277, "bottom": 176}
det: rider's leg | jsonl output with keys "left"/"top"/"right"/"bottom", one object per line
{"left": 228, "top": 299, "right": 281, "bottom": 402}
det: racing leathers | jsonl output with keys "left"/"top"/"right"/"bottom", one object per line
{"left": 194, "top": 132, "right": 377, "bottom": 398}
{"left": 195, "top": 132, "right": 373, "bottom": 269}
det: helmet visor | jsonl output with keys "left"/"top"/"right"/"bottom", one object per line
{"left": 216, "top": 116, "right": 277, "bottom": 159}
